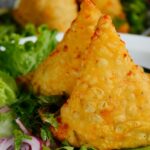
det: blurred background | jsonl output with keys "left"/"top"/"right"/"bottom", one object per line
{"left": 0, "top": 0, "right": 150, "bottom": 35}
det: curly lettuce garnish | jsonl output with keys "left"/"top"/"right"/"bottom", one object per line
{"left": 0, "top": 25, "right": 58, "bottom": 77}
{"left": 0, "top": 71, "right": 18, "bottom": 107}
{"left": 0, "top": 111, "right": 15, "bottom": 137}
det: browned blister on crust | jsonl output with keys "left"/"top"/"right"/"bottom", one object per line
{"left": 54, "top": 15, "right": 150, "bottom": 149}
{"left": 29, "top": 0, "right": 101, "bottom": 95}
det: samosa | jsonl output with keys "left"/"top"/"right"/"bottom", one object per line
{"left": 12, "top": 0, "right": 77, "bottom": 32}
{"left": 29, "top": 0, "right": 101, "bottom": 95}
{"left": 52, "top": 15, "right": 150, "bottom": 149}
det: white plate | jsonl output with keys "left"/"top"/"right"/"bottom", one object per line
{"left": 120, "top": 33, "right": 150, "bottom": 69}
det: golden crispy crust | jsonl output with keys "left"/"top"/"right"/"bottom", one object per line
{"left": 29, "top": 0, "right": 101, "bottom": 95}
{"left": 147, "top": 73, "right": 150, "bottom": 79}
{"left": 54, "top": 15, "right": 150, "bottom": 149}
{"left": 12, "top": 0, "right": 77, "bottom": 32}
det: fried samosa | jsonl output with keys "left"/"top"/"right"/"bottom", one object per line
{"left": 29, "top": 0, "right": 101, "bottom": 95}
{"left": 147, "top": 73, "right": 150, "bottom": 79}
{"left": 12, "top": 0, "right": 77, "bottom": 32}
{"left": 52, "top": 15, "right": 150, "bottom": 149}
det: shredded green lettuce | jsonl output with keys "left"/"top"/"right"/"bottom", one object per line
{"left": 0, "top": 111, "right": 15, "bottom": 137}
{"left": 0, "top": 25, "right": 58, "bottom": 77}
{"left": 13, "top": 129, "right": 31, "bottom": 150}
{"left": 0, "top": 71, "right": 18, "bottom": 107}
{"left": 0, "top": 13, "right": 36, "bottom": 38}
{"left": 40, "top": 113, "right": 58, "bottom": 128}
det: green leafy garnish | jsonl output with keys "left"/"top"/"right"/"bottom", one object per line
{"left": 121, "top": 0, "right": 149, "bottom": 33}
{"left": 11, "top": 91, "right": 65, "bottom": 135}
{"left": 113, "top": 17, "right": 126, "bottom": 29}
{"left": 40, "top": 126, "right": 53, "bottom": 141}
{"left": 41, "top": 128, "right": 49, "bottom": 141}
{"left": 80, "top": 146, "right": 88, "bottom": 150}
{"left": 61, "top": 140, "right": 71, "bottom": 146}
{"left": 56, "top": 146, "right": 74, "bottom": 150}
{"left": 0, "top": 13, "right": 37, "bottom": 39}
{"left": 0, "top": 25, "right": 58, "bottom": 77}
{"left": 42, "top": 145, "right": 51, "bottom": 150}
{"left": 13, "top": 129, "right": 31, "bottom": 150}
{"left": 38, "top": 95, "right": 68, "bottom": 107}
{"left": 40, "top": 113, "right": 58, "bottom": 128}
{"left": 11, "top": 92, "right": 42, "bottom": 134}
{"left": 0, "top": 111, "right": 15, "bottom": 137}
{"left": 79, "top": 146, "right": 96, "bottom": 150}
{"left": 21, "top": 24, "right": 36, "bottom": 36}
{"left": 0, "top": 71, "right": 18, "bottom": 107}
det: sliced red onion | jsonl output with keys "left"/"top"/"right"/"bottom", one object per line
{"left": 0, "top": 136, "right": 42, "bottom": 150}
{"left": 23, "top": 136, "right": 42, "bottom": 150}
{"left": 15, "top": 118, "right": 30, "bottom": 134}
{"left": 21, "top": 143, "right": 31, "bottom": 150}
{"left": 45, "top": 139, "right": 51, "bottom": 147}
{"left": 0, "top": 137, "right": 14, "bottom": 150}
{"left": 7, "top": 146, "right": 14, "bottom": 150}
{"left": 0, "top": 106, "right": 10, "bottom": 114}
{"left": 0, "top": 138, "right": 5, "bottom": 144}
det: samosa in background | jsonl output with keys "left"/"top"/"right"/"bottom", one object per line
{"left": 12, "top": 0, "right": 77, "bottom": 32}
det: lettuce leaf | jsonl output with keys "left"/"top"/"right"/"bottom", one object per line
{"left": 0, "top": 71, "right": 18, "bottom": 107}
{"left": 0, "top": 25, "right": 58, "bottom": 77}
{"left": 0, "top": 111, "right": 15, "bottom": 137}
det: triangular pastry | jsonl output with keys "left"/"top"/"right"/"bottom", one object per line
{"left": 53, "top": 15, "right": 150, "bottom": 150}
{"left": 30, "top": 0, "right": 101, "bottom": 95}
